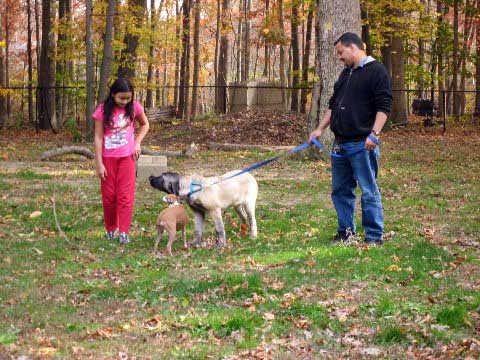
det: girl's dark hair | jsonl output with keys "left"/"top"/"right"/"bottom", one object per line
{"left": 103, "top": 78, "right": 134, "bottom": 128}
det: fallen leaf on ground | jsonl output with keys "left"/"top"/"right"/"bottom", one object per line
{"left": 29, "top": 211, "right": 42, "bottom": 218}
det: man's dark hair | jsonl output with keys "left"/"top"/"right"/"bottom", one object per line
{"left": 334, "top": 32, "right": 364, "bottom": 50}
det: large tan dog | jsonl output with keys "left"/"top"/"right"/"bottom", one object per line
{"left": 149, "top": 171, "right": 258, "bottom": 247}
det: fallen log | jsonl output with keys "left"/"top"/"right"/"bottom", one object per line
{"left": 41, "top": 146, "right": 95, "bottom": 161}
{"left": 209, "top": 143, "right": 296, "bottom": 152}
{"left": 41, "top": 142, "right": 198, "bottom": 161}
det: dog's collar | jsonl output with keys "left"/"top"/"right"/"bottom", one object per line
{"left": 168, "top": 203, "right": 181, "bottom": 207}
{"left": 188, "top": 181, "right": 203, "bottom": 196}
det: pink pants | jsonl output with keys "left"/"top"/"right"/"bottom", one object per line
{"left": 101, "top": 155, "right": 136, "bottom": 233}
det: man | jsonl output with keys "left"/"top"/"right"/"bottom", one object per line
{"left": 309, "top": 32, "right": 392, "bottom": 246}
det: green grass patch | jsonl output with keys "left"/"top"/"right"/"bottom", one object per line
{"left": 12, "top": 169, "right": 52, "bottom": 180}
{"left": 375, "top": 325, "right": 408, "bottom": 344}
{"left": 436, "top": 305, "right": 469, "bottom": 329}
{"left": 1, "top": 131, "right": 480, "bottom": 358}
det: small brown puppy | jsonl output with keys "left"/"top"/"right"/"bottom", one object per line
{"left": 155, "top": 194, "right": 190, "bottom": 256}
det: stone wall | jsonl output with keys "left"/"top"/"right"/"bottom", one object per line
{"left": 229, "top": 79, "right": 284, "bottom": 112}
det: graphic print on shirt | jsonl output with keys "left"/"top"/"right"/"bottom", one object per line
{"left": 104, "top": 113, "right": 131, "bottom": 150}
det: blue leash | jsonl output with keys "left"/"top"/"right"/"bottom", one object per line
{"left": 188, "top": 136, "right": 380, "bottom": 196}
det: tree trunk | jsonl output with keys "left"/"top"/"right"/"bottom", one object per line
{"left": 459, "top": 0, "right": 474, "bottom": 115}
{"left": 155, "top": 68, "right": 161, "bottom": 106}
{"left": 178, "top": 0, "right": 191, "bottom": 119}
{"left": 61, "top": 0, "right": 73, "bottom": 127}
{"left": 390, "top": 35, "right": 407, "bottom": 125}
{"left": 85, "top": 0, "right": 95, "bottom": 140}
{"left": 0, "top": 12, "right": 7, "bottom": 127}
{"left": 360, "top": 4, "right": 372, "bottom": 55}
{"left": 214, "top": 0, "right": 221, "bottom": 83}
{"left": 241, "top": 0, "right": 250, "bottom": 81}
{"left": 236, "top": 4, "right": 242, "bottom": 83}
{"left": 38, "top": 0, "right": 57, "bottom": 131}
{"left": 308, "top": 0, "right": 361, "bottom": 158}
{"left": 191, "top": 0, "right": 200, "bottom": 118}
{"left": 381, "top": 37, "right": 392, "bottom": 79}
{"left": 452, "top": 0, "right": 460, "bottom": 116}
{"left": 27, "top": 0, "right": 34, "bottom": 125}
{"left": 35, "top": 0, "right": 40, "bottom": 69}
{"left": 117, "top": 0, "right": 146, "bottom": 80}
{"left": 97, "top": 0, "right": 116, "bottom": 104}
{"left": 416, "top": 0, "right": 426, "bottom": 98}
{"left": 290, "top": 4, "right": 300, "bottom": 111}
{"left": 300, "top": 3, "right": 313, "bottom": 113}
{"left": 263, "top": 0, "right": 270, "bottom": 78}
{"left": 475, "top": 1, "right": 480, "bottom": 119}
{"left": 56, "top": 0, "right": 66, "bottom": 128}
{"left": 5, "top": 8, "right": 10, "bottom": 121}
{"left": 437, "top": 0, "right": 445, "bottom": 119}
{"left": 215, "top": 0, "right": 230, "bottom": 114}
{"left": 278, "top": 0, "right": 286, "bottom": 106}
{"left": 162, "top": 45, "right": 167, "bottom": 106}
{"left": 174, "top": 0, "right": 180, "bottom": 110}
{"left": 146, "top": 0, "right": 157, "bottom": 108}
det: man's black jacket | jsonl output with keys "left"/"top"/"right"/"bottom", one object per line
{"left": 328, "top": 59, "right": 392, "bottom": 141}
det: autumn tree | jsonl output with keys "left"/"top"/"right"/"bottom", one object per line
{"left": 308, "top": 0, "right": 361, "bottom": 157}
{"left": 97, "top": 0, "right": 116, "bottom": 104}
{"left": 0, "top": 11, "right": 7, "bottom": 127}
{"left": 86, "top": 0, "right": 95, "bottom": 140}
{"left": 38, "top": 0, "right": 57, "bottom": 131}
{"left": 117, "top": 0, "right": 147, "bottom": 80}
{"left": 215, "top": 0, "right": 231, "bottom": 114}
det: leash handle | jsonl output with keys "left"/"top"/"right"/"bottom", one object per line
{"left": 367, "top": 134, "right": 380, "bottom": 144}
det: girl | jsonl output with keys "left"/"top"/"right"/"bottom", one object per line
{"left": 93, "top": 78, "right": 150, "bottom": 244}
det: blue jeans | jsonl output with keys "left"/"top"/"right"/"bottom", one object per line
{"left": 331, "top": 141, "right": 383, "bottom": 240}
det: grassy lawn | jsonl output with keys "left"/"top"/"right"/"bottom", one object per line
{"left": 0, "top": 126, "right": 479, "bottom": 359}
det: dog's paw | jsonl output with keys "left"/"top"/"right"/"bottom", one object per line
{"left": 216, "top": 241, "right": 228, "bottom": 248}
{"left": 188, "top": 240, "right": 203, "bottom": 247}
{"left": 153, "top": 251, "right": 166, "bottom": 258}
{"left": 240, "top": 223, "right": 248, "bottom": 236}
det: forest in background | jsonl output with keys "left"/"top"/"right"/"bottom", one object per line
{"left": 0, "top": 0, "right": 479, "bottom": 138}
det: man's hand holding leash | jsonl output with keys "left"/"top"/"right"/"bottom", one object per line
{"left": 365, "top": 133, "right": 379, "bottom": 151}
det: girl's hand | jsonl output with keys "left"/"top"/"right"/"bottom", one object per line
{"left": 134, "top": 142, "right": 142, "bottom": 160}
{"left": 97, "top": 163, "right": 107, "bottom": 180}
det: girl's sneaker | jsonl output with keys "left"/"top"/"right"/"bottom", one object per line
{"left": 119, "top": 232, "right": 130, "bottom": 244}
{"left": 106, "top": 230, "right": 118, "bottom": 241}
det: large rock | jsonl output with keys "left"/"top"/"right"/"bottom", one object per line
{"left": 136, "top": 155, "right": 167, "bottom": 182}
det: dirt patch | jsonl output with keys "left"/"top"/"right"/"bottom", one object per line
{"left": 150, "top": 109, "right": 308, "bottom": 150}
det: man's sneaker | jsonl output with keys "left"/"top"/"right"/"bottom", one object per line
{"left": 332, "top": 228, "right": 357, "bottom": 245}
{"left": 332, "top": 232, "right": 348, "bottom": 243}
{"left": 364, "top": 238, "right": 384, "bottom": 247}
{"left": 119, "top": 232, "right": 130, "bottom": 245}
{"left": 106, "top": 230, "right": 117, "bottom": 241}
